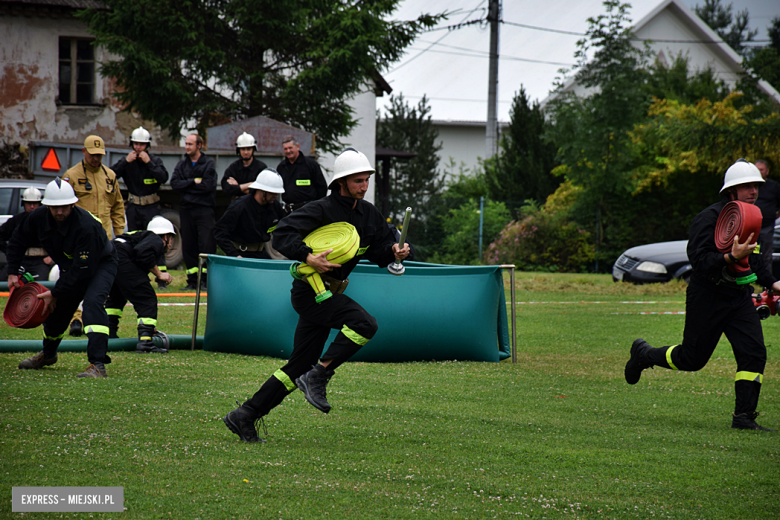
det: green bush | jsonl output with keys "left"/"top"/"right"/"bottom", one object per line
{"left": 428, "top": 198, "right": 511, "bottom": 265}
{"left": 485, "top": 204, "right": 595, "bottom": 272}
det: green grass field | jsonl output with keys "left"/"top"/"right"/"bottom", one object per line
{"left": 1, "top": 271, "right": 778, "bottom": 519}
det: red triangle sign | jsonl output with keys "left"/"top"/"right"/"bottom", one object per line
{"left": 41, "top": 148, "right": 61, "bottom": 172}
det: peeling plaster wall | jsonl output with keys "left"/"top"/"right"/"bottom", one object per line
{"left": 1, "top": 12, "right": 165, "bottom": 148}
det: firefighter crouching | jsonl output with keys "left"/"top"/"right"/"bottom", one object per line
{"left": 10, "top": 179, "right": 118, "bottom": 378}
{"left": 105, "top": 216, "right": 176, "bottom": 353}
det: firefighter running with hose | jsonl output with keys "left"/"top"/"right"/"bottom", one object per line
{"left": 105, "top": 216, "right": 176, "bottom": 353}
{"left": 625, "top": 159, "right": 780, "bottom": 431}
{"left": 10, "top": 178, "right": 118, "bottom": 378}
{"left": 223, "top": 148, "right": 411, "bottom": 442}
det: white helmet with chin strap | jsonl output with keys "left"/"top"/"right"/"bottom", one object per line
{"left": 130, "top": 126, "right": 152, "bottom": 145}
{"left": 147, "top": 216, "right": 176, "bottom": 236}
{"left": 42, "top": 178, "right": 79, "bottom": 206}
{"left": 235, "top": 132, "right": 258, "bottom": 154}
{"left": 21, "top": 187, "right": 43, "bottom": 202}
{"left": 249, "top": 168, "right": 285, "bottom": 193}
{"left": 329, "top": 148, "right": 375, "bottom": 188}
{"left": 720, "top": 159, "right": 764, "bottom": 193}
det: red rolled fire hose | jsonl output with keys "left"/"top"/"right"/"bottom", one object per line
{"left": 714, "top": 201, "right": 763, "bottom": 284}
{"left": 3, "top": 282, "right": 50, "bottom": 328}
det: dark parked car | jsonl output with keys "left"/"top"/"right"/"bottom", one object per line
{"left": 614, "top": 216, "right": 780, "bottom": 284}
{"left": 612, "top": 240, "right": 692, "bottom": 284}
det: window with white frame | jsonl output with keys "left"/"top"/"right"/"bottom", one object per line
{"left": 58, "top": 37, "right": 95, "bottom": 105}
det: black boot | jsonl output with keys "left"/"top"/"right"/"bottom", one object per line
{"left": 295, "top": 364, "right": 334, "bottom": 414}
{"left": 108, "top": 315, "right": 120, "bottom": 339}
{"left": 69, "top": 319, "right": 83, "bottom": 337}
{"left": 732, "top": 412, "right": 776, "bottom": 431}
{"left": 136, "top": 324, "right": 167, "bottom": 353}
{"left": 223, "top": 402, "right": 266, "bottom": 442}
{"left": 625, "top": 338, "right": 654, "bottom": 385}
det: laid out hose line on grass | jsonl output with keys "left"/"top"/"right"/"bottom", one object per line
{"left": 0, "top": 335, "right": 204, "bottom": 353}
{"left": 714, "top": 200, "right": 763, "bottom": 285}
{"left": 4, "top": 282, "right": 50, "bottom": 328}
{"left": 290, "top": 222, "right": 360, "bottom": 303}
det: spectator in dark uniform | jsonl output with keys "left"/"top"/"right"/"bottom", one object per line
{"left": 112, "top": 126, "right": 171, "bottom": 289}
{"left": 221, "top": 132, "right": 268, "bottom": 201}
{"left": 0, "top": 187, "right": 53, "bottom": 281}
{"left": 111, "top": 126, "right": 169, "bottom": 231}
{"left": 755, "top": 159, "right": 780, "bottom": 269}
{"left": 276, "top": 135, "right": 327, "bottom": 213}
{"left": 214, "top": 169, "right": 286, "bottom": 259}
{"left": 171, "top": 133, "right": 217, "bottom": 290}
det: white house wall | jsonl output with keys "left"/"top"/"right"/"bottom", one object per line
{"left": 635, "top": 4, "right": 743, "bottom": 87}
{"left": 320, "top": 87, "right": 377, "bottom": 205}
{"left": 434, "top": 123, "right": 491, "bottom": 177}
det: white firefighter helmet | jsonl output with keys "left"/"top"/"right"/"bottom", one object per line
{"left": 235, "top": 132, "right": 258, "bottom": 153}
{"left": 48, "top": 264, "right": 60, "bottom": 282}
{"left": 147, "top": 216, "right": 176, "bottom": 236}
{"left": 329, "top": 148, "right": 375, "bottom": 187}
{"left": 21, "top": 187, "right": 43, "bottom": 202}
{"left": 249, "top": 168, "right": 285, "bottom": 193}
{"left": 42, "top": 178, "right": 79, "bottom": 206}
{"left": 720, "top": 159, "right": 765, "bottom": 193}
{"left": 130, "top": 126, "right": 152, "bottom": 144}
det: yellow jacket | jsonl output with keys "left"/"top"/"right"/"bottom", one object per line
{"left": 64, "top": 161, "right": 125, "bottom": 239}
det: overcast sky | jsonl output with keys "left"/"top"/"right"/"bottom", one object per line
{"left": 378, "top": 0, "right": 779, "bottom": 123}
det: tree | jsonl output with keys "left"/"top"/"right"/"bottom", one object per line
{"left": 482, "top": 87, "right": 559, "bottom": 215}
{"left": 79, "top": 1, "right": 442, "bottom": 152}
{"left": 429, "top": 198, "right": 511, "bottom": 266}
{"left": 744, "top": 17, "right": 780, "bottom": 91}
{"left": 630, "top": 92, "right": 780, "bottom": 193}
{"left": 376, "top": 94, "right": 445, "bottom": 258}
{"left": 694, "top": 0, "right": 757, "bottom": 56}
{"left": 546, "top": 0, "right": 653, "bottom": 268}
{"left": 645, "top": 54, "right": 730, "bottom": 105}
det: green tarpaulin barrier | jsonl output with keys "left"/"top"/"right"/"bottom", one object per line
{"left": 203, "top": 256, "right": 510, "bottom": 362}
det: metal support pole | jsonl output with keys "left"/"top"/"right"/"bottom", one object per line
{"left": 191, "top": 254, "right": 207, "bottom": 351}
{"left": 500, "top": 264, "right": 517, "bottom": 364}
{"left": 486, "top": 0, "right": 501, "bottom": 159}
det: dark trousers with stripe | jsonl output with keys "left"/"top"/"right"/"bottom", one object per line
{"left": 106, "top": 261, "right": 158, "bottom": 324}
{"left": 180, "top": 205, "right": 215, "bottom": 284}
{"left": 42, "top": 251, "right": 117, "bottom": 365}
{"left": 759, "top": 227, "right": 774, "bottom": 274}
{"left": 244, "top": 281, "right": 378, "bottom": 416}
{"left": 645, "top": 280, "right": 767, "bottom": 415}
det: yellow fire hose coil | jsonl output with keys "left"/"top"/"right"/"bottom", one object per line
{"left": 291, "top": 222, "right": 360, "bottom": 302}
